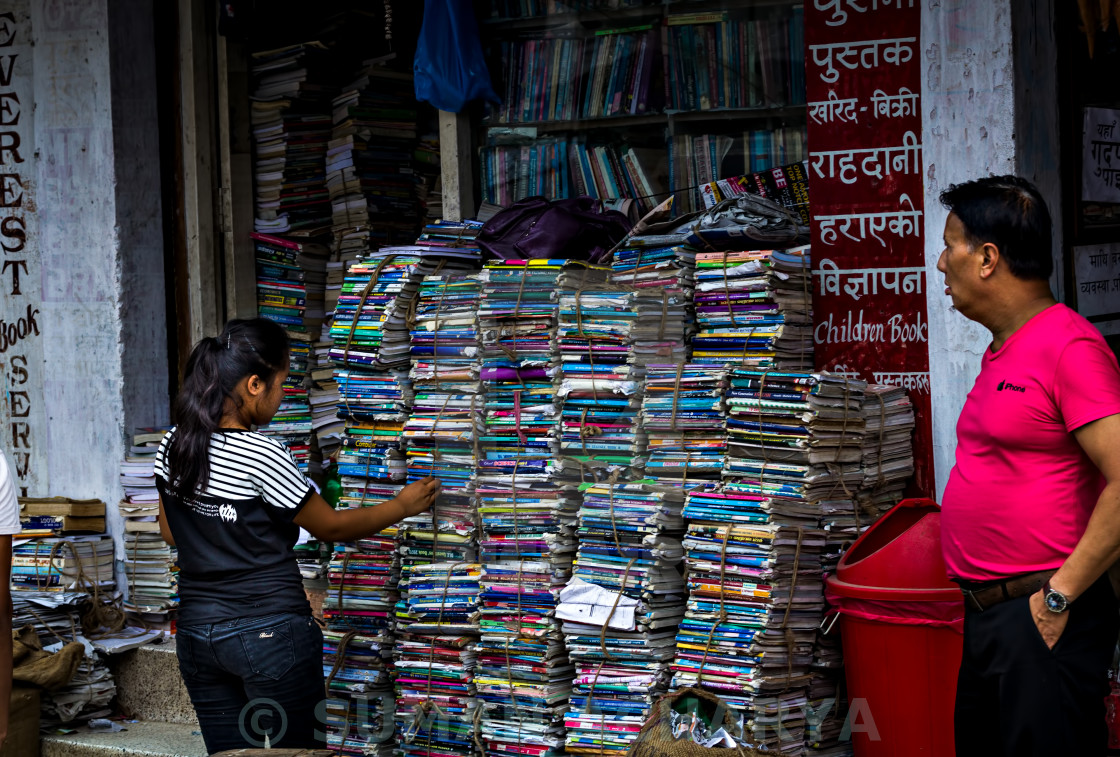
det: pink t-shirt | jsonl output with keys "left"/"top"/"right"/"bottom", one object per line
{"left": 941, "top": 304, "right": 1120, "bottom": 582}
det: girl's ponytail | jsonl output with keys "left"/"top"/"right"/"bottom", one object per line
{"left": 167, "top": 318, "right": 289, "bottom": 497}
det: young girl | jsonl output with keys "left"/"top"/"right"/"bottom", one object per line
{"left": 155, "top": 318, "right": 438, "bottom": 753}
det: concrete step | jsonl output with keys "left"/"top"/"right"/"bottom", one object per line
{"left": 41, "top": 721, "right": 206, "bottom": 757}
{"left": 106, "top": 642, "right": 197, "bottom": 725}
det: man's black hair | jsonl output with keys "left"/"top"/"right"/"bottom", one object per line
{"left": 938, "top": 175, "right": 1053, "bottom": 280}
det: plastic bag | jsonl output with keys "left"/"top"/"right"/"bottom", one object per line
{"left": 414, "top": 0, "right": 499, "bottom": 113}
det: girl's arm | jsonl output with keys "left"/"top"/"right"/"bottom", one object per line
{"left": 157, "top": 496, "right": 176, "bottom": 547}
{"left": 293, "top": 476, "right": 439, "bottom": 542}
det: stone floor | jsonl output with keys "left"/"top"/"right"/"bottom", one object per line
{"left": 41, "top": 721, "right": 207, "bottom": 757}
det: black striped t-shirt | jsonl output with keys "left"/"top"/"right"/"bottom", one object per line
{"left": 154, "top": 428, "right": 314, "bottom": 626}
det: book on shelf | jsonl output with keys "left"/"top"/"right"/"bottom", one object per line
{"left": 669, "top": 128, "right": 807, "bottom": 214}
{"left": 486, "top": 5, "right": 803, "bottom": 125}
{"left": 481, "top": 137, "right": 665, "bottom": 212}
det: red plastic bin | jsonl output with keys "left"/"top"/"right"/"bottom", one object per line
{"left": 824, "top": 498, "right": 965, "bottom": 757}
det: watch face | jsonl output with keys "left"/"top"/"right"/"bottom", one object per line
{"left": 1045, "top": 591, "right": 1068, "bottom": 613}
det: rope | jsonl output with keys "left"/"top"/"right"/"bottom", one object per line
{"left": 779, "top": 526, "right": 805, "bottom": 692}
{"left": 669, "top": 363, "right": 685, "bottom": 432}
{"left": 874, "top": 391, "right": 887, "bottom": 488}
{"left": 695, "top": 527, "right": 731, "bottom": 686}
{"left": 323, "top": 629, "right": 358, "bottom": 698}
{"left": 336, "top": 551, "right": 352, "bottom": 612}
{"left": 798, "top": 252, "right": 809, "bottom": 372}
{"left": 341, "top": 253, "right": 401, "bottom": 365}
{"left": 584, "top": 477, "right": 637, "bottom": 716}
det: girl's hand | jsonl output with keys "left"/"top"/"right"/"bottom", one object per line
{"left": 396, "top": 477, "right": 440, "bottom": 518}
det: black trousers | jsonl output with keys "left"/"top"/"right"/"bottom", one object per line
{"left": 955, "top": 574, "right": 1119, "bottom": 757}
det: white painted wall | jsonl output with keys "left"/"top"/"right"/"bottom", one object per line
{"left": 0, "top": 0, "right": 169, "bottom": 575}
{"left": 921, "top": 0, "right": 1018, "bottom": 498}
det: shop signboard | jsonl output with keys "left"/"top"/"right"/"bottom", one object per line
{"left": 1072, "top": 243, "right": 1120, "bottom": 336}
{"left": 0, "top": 0, "right": 38, "bottom": 496}
{"left": 804, "top": 0, "right": 933, "bottom": 496}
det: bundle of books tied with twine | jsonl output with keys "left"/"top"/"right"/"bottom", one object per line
{"left": 628, "top": 688, "right": 762, "bottom": 757}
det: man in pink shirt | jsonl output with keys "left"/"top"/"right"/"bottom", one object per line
{"left": 938, "top": 175, "right": 1120, "bottom": 756}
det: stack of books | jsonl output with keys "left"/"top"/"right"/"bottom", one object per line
{"left": 405, "top": 273, "right": 485, "bottom": 544}
{"left": 477, "top": 259, "right": 578, "bottom": 757}
{"left": 806, "top": 628, "right": 852, "bottom": 757}
{"left": 18, "top": 498, "right": 105, "bottom": 537}
{"left": 672, "top": 369, "right": 864, "bottom": 753}
{"left": 13, "top": 591, "right": 89, "bottom": 647}
{"left": 324, "top": 251, "right": 421, "bottom": 754}
{"left": 328, "top": 62, "right": 423, "bottom": 256}
{"left": 692, "top": 247, "right": 813, "bottom": 370}
{"left": 250, "top": 42, "right": 333, "bottom": 236}
{"left": 322, "top": 618, "right": 396, "bottom": 757}
{"left": 253, "top": 232, "right": 330, "bottom": 474}
{"left": 609, "top": 241, "right": 696, "bottom": 366}
{"left": 41, "top": 650, "right": 117, "bottom": 727}
{"left": 856, "top": 384, "right": 917, "bottom": 525}
{"left": 639, "top": 364, "right": 729, "bottom": 490}
{"left": 121, "top": 532, "right": 178, "bottom": 632}
{"left": 562, "top": 482, "right": 685, "bottom": 756}
{"left": 554, "top": 267, "right": 649, "bottom": 474}
{"left": 323, "top": 532, "right": 400, "bottom": 757}
{"left": 475, "top": 555, "right": 575, "bottom": 757}
{"left": 415, "top": 219, "right": 485, "bottom": 255}
{"left": 310, "top": 337, "right": 343, "bottom": 463}
{"left": 11, "top": 533, "right": 114, "bottom": 594}
{"left": 393, "top": 563, "right": 482, "bottom": 757}
{"left": 329, "top": 250, "right": 469, "bottom": 372}
{"left": 118, "top": 428, "right": 178, "bottom": 628}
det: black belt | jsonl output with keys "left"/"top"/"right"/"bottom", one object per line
{"left": 955, "top": 569, "right": 1057, "bottom": 613}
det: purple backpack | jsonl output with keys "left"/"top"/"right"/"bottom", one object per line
{"left": 477, "top": 196, "right": 632, "bottom": 263}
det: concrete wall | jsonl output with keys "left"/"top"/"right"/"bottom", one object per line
{"left": 0, "top": 0, "right": 168, "bottom": 568}
{"left": 921, "top": 0, "right": 1018, "bottom": 497}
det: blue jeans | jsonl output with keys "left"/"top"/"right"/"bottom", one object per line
{"left": 176, "top": 612, "right": 326, "bottom": 754}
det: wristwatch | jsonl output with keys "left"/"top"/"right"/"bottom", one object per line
{"left": 1043, "top": 580, "right": 1070, "bottom": 614}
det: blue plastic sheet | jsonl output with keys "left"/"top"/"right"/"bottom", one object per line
{"left": 414, "top": 0, "right": 499, "bottom": 113}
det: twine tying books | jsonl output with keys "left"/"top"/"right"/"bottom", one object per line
{"left": 874, "top": 392, "right": 887, "bottom": 488}
{"left": 323, "top": 628, "right": 358, "bottom": 698}
{"left": 779, "top": 526, "right": 805, "bottom": 693}
{"left": 669, "top": 363, "right": 685, "bottom": 432}
{"left": 695, "top": 526, "right": 732, "bottom": 686}
{"left": 584, "top": 475, "right": 637, "bottom": 720}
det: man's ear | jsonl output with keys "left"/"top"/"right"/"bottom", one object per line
{"left": 978, "top": 242, "right": 1000, "bottom": 279}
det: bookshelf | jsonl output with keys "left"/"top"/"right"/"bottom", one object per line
{"left": 489, "top": 105, "right": 805, "bottom": 133}
{"left": 483, "top": 0, "right": 801, "bottom": 29}
{"left": 477, "top": 0, "right": 807, "bottom": 215}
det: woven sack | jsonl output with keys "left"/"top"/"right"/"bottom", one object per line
{"left": 628, "top": 687, "right": 762, "bottom": 757}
